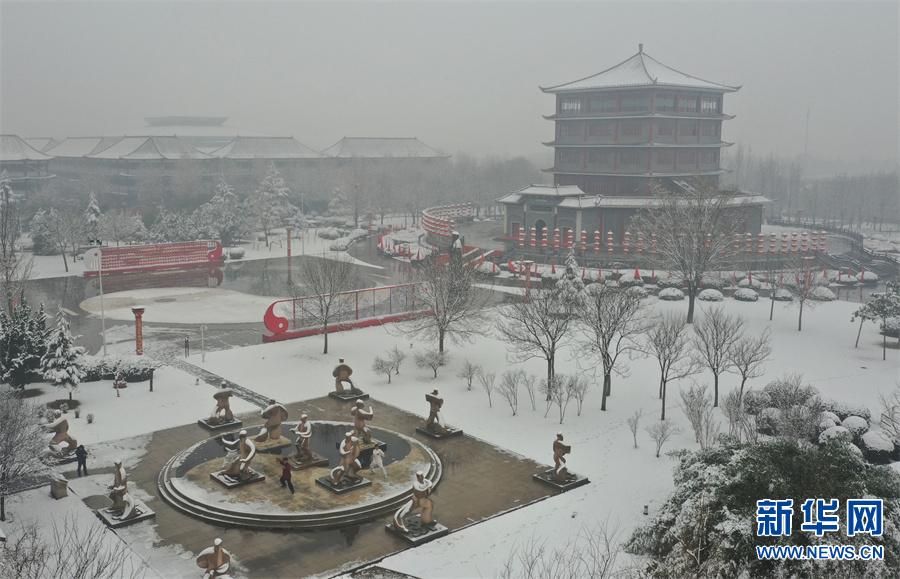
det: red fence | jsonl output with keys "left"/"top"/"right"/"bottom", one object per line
{"left": 84, "top": 241, "right": 224, "bottom": 276}
{"left": 422, "top": 204, "right": 473, "bottom": 238}
{"left": 262, "top": 283, "right": 427, "bottom": 342}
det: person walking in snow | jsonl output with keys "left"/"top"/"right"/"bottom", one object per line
{"left": 75, "top": 444, "right": 89, "bottom": 476}
{"left": 276, "top": 457, "right": 294, "bottom": 494}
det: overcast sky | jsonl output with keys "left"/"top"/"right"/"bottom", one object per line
{"left": 2, "top": 2, "right": 897, "bottom": 168}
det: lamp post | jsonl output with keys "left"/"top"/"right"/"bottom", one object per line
{"left": 88, "top": 249, "right": 107, "bottom": 356}
{"left": 201, "top": 325, "right": 208, "bottom": 363}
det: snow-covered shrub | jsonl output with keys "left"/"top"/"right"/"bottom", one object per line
{"left": 658, "top": 288, "right": 685, "bottom": 301}
{"left": 841, "top": 415, "right": 869, "bottom": 436}
{"left": 836, "top": 275, "right": 858, "bottom": 286}
{"left": 626, "top": 286, "right": 649, "bottom": 299}
{"left": 756, "top": 407, "right": 782, "bottom": 436}
{"left": 822, "top": 400, "right": 872, "bottom": 422}
{"left": 819, "top": 425, "right": 851, "bottom": 444}
{"left": 698, "top": 289, "right": 724, "bottom": 302}
{"left": 700, "top": 274, "right": 727, "bottom": 290}
{"left": 317, "top": 227, "right": 342, "bottom": 240}
{"left": 822, "top": 410, "right": 841, "bottom": 424}
{"left": 86, "top": 413, "right": 94, "bottom": 423}
{"left": 818, "top": 416, "right": 837, "bottom": 432}
{"left": 228, "top": 248, "right": 245, "bottom": 259}
{"left": 656, "top": 276, "right": 684, "bottom": 289}
{"left": 349, "top": 229, "right": 368, "bottom": 241}
{"left": 860, "top": 430, "right": 896, "bottom": 464}
{"left": 857, "top": 271, "right": 879, "bottom": 284}
{"left": 80, "top": 354, "right": 155, "bottom": 383}
{"left": 742, "top": 390, "right": 769, "bottom": 416}
{"left": 617, "top": 273, "right": 644, "bottom": 288}
{"left": 772, "top": 288, "right": 793, "bottom": 301}
{"left": 737, "top": 276, "right": 762, "bottom": 289}
{"left": 809, "top": 286, "right": 836, "bottom": 301}
{"left": 733, "top": 288, "right": 759, "bottom": 302}
{"left": 329, "top": 240, "right": 350, "bottom": 251}
{"left": 882, "top": 317, "right": 899, "bottom": 338}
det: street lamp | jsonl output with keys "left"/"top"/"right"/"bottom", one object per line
{"left": 201, "top": 325, "right": 208, "bottom": 363}
{"left": 88, "top": 248, "right": 107, "bottom": 356}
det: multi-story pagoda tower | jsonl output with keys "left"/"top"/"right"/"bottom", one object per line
{"left": 541, "top": 45, "right": 739, "bottom": 197}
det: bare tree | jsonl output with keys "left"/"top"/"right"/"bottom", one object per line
{"left": 627, "top": 409, "right": 644, "bottom": 449}
{"left": 0, "top": 173, "right": 33, "bottom": 314}
{"left": 578, "top": 283, "right": 646, "bottom": 411}
{"left": 403, "top": 254, "right": 492, "bottom": 352}
{"left": 678, "top": 383, "right": 719, "bottom": 449}
{"left": 0, "top": 386, "right": 51, "bottom": 521}
{"left": 291, "top": 254, "right": 358, "bottom": 354}
{"left": 566, "top": 374, "right": 590, "bottom": 416}
{"left": 541, "top": 375, "right": 573, "bottom": 424}
{"left": 646, "top": 420, "right": 683, "bottom": 458}
{"left": 722, "top": 388, "right": 756, "bottom": 442}
{"left": 726, "top": 328, "right": 772, "bottom": 402}
{"left": 691, "top": 306, "right": 746, "bottom": 406}
{"left": 478, "top": 369, "right": 496, "bottom": 407}
{"left": 631, "top": 178, "right": 747, "bottom": 323}
{"left": 522, "top": 372, "right": 538, "bottom": 411}
{"left": 336, "top": 157, "right": 376, "bottom": 228}
{"left": 372, "top": 356, "right": 394, "bottom": 383}
{"left": 387, "top": 345, "right": 407, "bottom": 375}
{"left": 456, "top": 360, "right": 481, "bottom": 390}
{"left": 498, "top": 370, "right": 521, "bottom": 416}
{"left": 642, "top": 313, "right": 700, "bottom": 420}
{"left": 44, "top": 206, "right": 84, "bottom": 272}
{"left": 497, "top": 286, "right": 572, "bottom": 396}
{"left": 99, "top": 209, "right": 147, "bottom": 247}
{"left": 415, "top": 349, "right": 448, "bottom": 379}
{"left": 878, "top": 384, "right": 900, "bottom": 445}
{"left": 783, "top": 256, "right": 829, "bottom": 331}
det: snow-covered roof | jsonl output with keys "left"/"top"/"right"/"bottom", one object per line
{"left": 555, "top": 193, "right": 771, "bottom": 209}
{"left": 24, "top": 137, "right": 60, "bottom": 153}
{"left": 496, "top": 184, "right": 586, "bottom": 204}
{"left": 211, "top": 137, "right": 322, "bottom": 159}
{"left": 321, "top": 137, "right": 448, "bottom": 159}
{"left": 45, "top": 137, "right": 124, "bottom": 158}
{"left": 541, "top": 47, "right": 740, "bottom": 93}
{"left": 0, "top": 135, "right": 53, "bottom": 161}
{"left": 87, "top": 137, "right": 213, "bottom": 160}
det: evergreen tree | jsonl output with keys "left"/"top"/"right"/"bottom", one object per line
{"left": 40, "top": 306, "right": 85, "bottom": 401}
{"left": 247, "top": 162, "right": 292, "bottom": 246}
{"left": 83, "top": 192, "right": 102, "bottom": 242}
{"left": 852, "top": 281, "right": 900, "bottom": 360}
{"left": 556, "top": 251, "right": 585, "bottom": 309}
{"left": 194, "top": 175, "right": 249, "bottom": 246}
{"left": 0, "top": 297, "right": 49, "bottom": 388}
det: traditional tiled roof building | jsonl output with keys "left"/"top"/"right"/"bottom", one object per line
{"left": 0, "top": 134, "right": 54, "bottom": 190}
{"left": 321, "top": 137, "right": 448, "bottom": 160}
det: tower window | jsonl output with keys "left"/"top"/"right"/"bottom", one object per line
{"left": 656, "top": 123, "right": 674, "bottom": 137}
{"left": 620, "top": 151, "right": 641, "bottom": 165}
{"left": 700, "top": 96, "right": 720, "bottom": 114}
{"left": 621, "top": 122, "right": 643, "bottom": 136}
{"left": 559, "top": 124, "right": 582, "bottom": 137}
{"left": 560, "top": 97, "right": 583, "bottom": 115}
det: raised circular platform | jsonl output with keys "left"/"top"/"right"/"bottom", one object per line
{"left": 157, "top": 421, "right": 442, "bottom": 530}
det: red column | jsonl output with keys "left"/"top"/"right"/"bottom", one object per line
{"left": 132, "top": 307, "right": 145, "bottom": 355}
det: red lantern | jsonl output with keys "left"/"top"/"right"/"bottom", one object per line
{"left": 607, "top": 231, "right": 613, "bottom": 254}
{"left": 594, "top": 230, "right": 601, "bottom": 253}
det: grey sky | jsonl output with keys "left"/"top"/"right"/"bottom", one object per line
{"left": 2, "top": 2, "right": 897, "bottom": 167}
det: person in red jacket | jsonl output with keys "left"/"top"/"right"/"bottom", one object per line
{"left": 275, "top": 457, "right": 294, "bottom": 494}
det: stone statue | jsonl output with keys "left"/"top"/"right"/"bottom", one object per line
{"left": 221, "top": 430, "right": 257, "bottom": 481}
{"left": 350, "top": 400, "right": 374, "bottom": 444}
{"left": 196, "top": 538, "right": 231, "bottom": 578}
{"left": 47, "top": 410, "right": 77, "bottom": 456}
{"left": 290, "top": 414, "right": 312, "bottom": 463}
{"left": 209, "top": 382, "right": 234, "bottom": 425}
{"left": 255, "top": 399, "right": 288, "bottom": 442}
{"left": 116, "top": 488, "right": 140, "bottom": 522}
{"left": 425, "top": 390, "right": 449, "bottom": 435}
{"left": 333, "top": 359, "right": 363, "bottom": 395}
{"left": 553, "top": 432, "right": 571, "bottom": 484}
{"left": 392, "top": 471, "right": 436, "bottom": 533}
{"left": 107, "top": 461, "right": 129, "bottom": 513}
{"left": 329, "top": 432, "right": 361, "bottom": 486}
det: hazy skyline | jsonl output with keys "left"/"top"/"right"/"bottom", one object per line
{"left": 2, "top": 2, "right": 897, "bottom": 171}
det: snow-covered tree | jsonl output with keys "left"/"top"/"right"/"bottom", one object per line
{"left": 291, "top": 254, "right": 358, "bottom": 354}
{"left": 371, "top": 356, "right": 394, "bottom": 383}
{"left": 99, "top": 209, "right": 146, "bottom": 247}
{"left": 40, "top": 307, "right": 85, "bottom": 401}
{"left": 456, "top": 360, "right": 481, "bottom": 390}
{"left": 784, "top": 255, "right": 830, "bottom": 331}
{"left": 555, "top": 251, "right": 585, "bottom": 309}
{"left": 148, "top": 209, "right": 195, "bottom": 243}
{"left": 0, "top": 385, "right": 51, "bottom": 521}
{"left": 415, "top": 349, "right": 448, "bottom": 379}
{"left": 726, "top": 328, "right": 772, "bottom": 402}
{"left": 83, "top": 192, "right": 102, "bottom": 242}
{"left": 0, "top": 298, "right": 49, "bottom": 389}
{"left": 196, "top": 175, "right": 249, "bottom": 247}
{"left": 691, "top": 306, "right": 746, "bottom": 407}
{"left": 42, "top": 206, "right": 84, "bottom": 272}
{"left": 0, "top": 173, "right": 33, "bottom": 313}
{"left": 247, "top": 161, "right": 292, "bottom": 246}
{"left": 642, "top": 312, "right": 700, "bottom": 420}
{"left": 852, "top": 282, "right": 900, "bottom": 360}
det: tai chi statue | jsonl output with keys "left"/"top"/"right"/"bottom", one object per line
{"left": 221, "top": 430, "right": 257, "bottom": 481}
{"left": 330, "top": 432, "right": 361, "bottom": 486}
{"left": 425, "top": 390, "right": 449, "bottom": 435}
{"left": 107, "top": 461, "right": 129, "bottom": 513}
{"left": 392, "top": 471, "right": 437, "bottom": 533}
{"left": 553, "top": 432, "right": 571, "bottom": 483}
{"left": 209, "top": 382, "right": 235, "bottom": 425}
{"left": 291, "top": 414, "right": 312, "bottom": 463}
{"left": 350, "top": 400, "right": 374, "bottom": 444}
{"left": 333, "top": 359, "right": 363, "bottom": 395}
{"left": 255, "top": 399, "right": 288, "bottom": 442}
{"left": 47, "top": 410, "right": 77, "bottom": 456}
{"left": 196, "top": 538, "right": 231, "bottom": 578}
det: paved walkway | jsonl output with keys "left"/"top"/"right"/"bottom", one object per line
{"left": 124, "top": 395, "right": 561, "bottom": 578}
{"left": 170, "top": 359, "right": 270, "bottom": 408}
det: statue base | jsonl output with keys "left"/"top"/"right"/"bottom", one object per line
{"left": 289, "top": 451, "right": 329, "bottom": 470}
{"left": 357, "top": 439, "right": 387, "bottom": 469}
{"left": 416, "top": 425, "right": 463, "bottom": 439}
{"left": 385, "top": 514, "right": 449, "bottom": 544}
{"left": 96, "top": 499, "right": 156, "bottom": 528}
{"left": 210, "top": 468, "right": 266, "bottom": 489}
{"left": 315, "top": 475, "right": 372, "bottom": 495}
{"left": 532, "top": 469, "right": 590, "bottom": 491}
{"left": 328, "top": 391, "right": 369, "bottom": 402}
{"left": 253, "top": 435, "right": 292, "bottom": 454}
{"left": 197, "top": 418, "right": 243, "bottom": 432}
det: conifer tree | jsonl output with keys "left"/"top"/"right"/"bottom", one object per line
{"left": 0, "top": 297, "right": 49, "bottom": 388}
{"left": 40, "top": 306, "right": 85, "bottom": 400}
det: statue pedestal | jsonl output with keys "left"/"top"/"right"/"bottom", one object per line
{"left": 210, "top": 468, "right": 266, "bottom": 489}
{"left": 416, "top": 425, "right": 463, "bottom": 439}
{"left": 328, "top": 391, "right": 369, "bottom": 402}
{"left": 49, "top": 476, "right": 68, "bottom": 499}
{"left": 385, "top": 514, "right": 449, "bottom": 545}
{"left": 96, "top": 499, "right": 156, "bottom": 528}
{"left": 289, "top": 451, "right": 329, "bottom": 470}
{"left": 315, "top": 475, "right": 372, "bottom": 495}
{"left": 532, "top": 469, "right": 590, "bottom": 491}
{"left": 197, "top": 418, "right": 243, "bottom": 432}
{"left": 253, "top": 436, "right": 292, "bottom": 454}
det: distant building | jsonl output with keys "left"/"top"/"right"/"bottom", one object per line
{"left": 0, "top": 134, "right": 54, "bottom": 191}
{"left": 320, "top": 137, "right": 449, "bottom": 162}
{"left": 500, "top": 46, "right": 767, "bottom": 247}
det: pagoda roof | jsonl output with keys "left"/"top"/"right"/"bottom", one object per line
{"left": 543, "top": 168, "right": 728, "bottom": 178}
{"left": 555, "top": 193, "right": 770, "bottom": 209}
{"left": 45, "top": 137, "right": 124, "bottom": 157}
{"left": 541, "top": 47, "right": 739, "bottom": 93}
{"left": 0, "top": 135, "right": 53, "bottom": 161}
{"left": 496, "top": 184, "right": 586, "bottom": 204}
{"left": 321, "top": 137, "right": 448, "bottom": 159}
{"left": 23, "top": 137, "right": 61, "bottom": 153}
{"left": 87, "top": 136, "right": 213, "bottom": 160}
{"left": 211, "top": 137, "right": 322, "bottom": 159}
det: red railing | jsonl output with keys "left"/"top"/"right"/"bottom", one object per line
{"left": 84, "top": 241, "right": 223, "bottom": 276}
{"left": 422, "top": 204, "right": 473, "bottom": 238}
{"left": 263, "top": 283, "right": 427, "bottom": 342}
